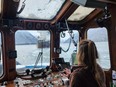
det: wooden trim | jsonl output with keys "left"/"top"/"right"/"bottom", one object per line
{"left": 83, "top": 8, "right": 103, "bottom": 24}
{"left": 97, "top": 0, "right": 116, "bottom": 4}
{"left": 68, "top": 8, "right": 103, "bottom": 26}
{"left": 59, "top": 3, "right": 79, "bottom": 21}
{"left": 2, "top": 0, "right": 19, "bottom": 18}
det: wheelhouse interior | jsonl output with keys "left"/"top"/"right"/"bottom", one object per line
{"left": 0, "top": 0, "right": 116, "bottom": 87}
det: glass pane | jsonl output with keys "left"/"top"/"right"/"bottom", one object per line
{"left": 0, "top": 0, "right": 1, "bottom": 14}
{"left": 17, "top": 0, "right": 66, "bottom": 20}
{"left": 68, "top": 6, "right": 95, "bottom": 21}
{"left": 60, "top": 30, "right": 79, "bottom": 65}
{"left": 0, "top": 33, "right": 2, "bottom": 76}
{"left": 87, "top": 27, "right": 110, "bottom": 69}
{"left": 15, "top": 30, "right": 50, "bottom": 73}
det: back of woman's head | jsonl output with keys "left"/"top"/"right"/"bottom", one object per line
{"left": 77, "top": 40, "right": 105, "bottom": 87}
{"left": 77, "top": 40, "right": 98, "bottom": 69}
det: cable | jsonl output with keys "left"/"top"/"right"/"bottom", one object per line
{"left": 60, "top": 20, "right": 77, "bottom": 52}
{"left": 61, "top": 38, "right": 71, "bottom": 52}
{"left": 61, "top": 31, "right": 65, "bottom": 38}
{"left": 65, "top": 19, "right": 77, "bottom": 47}
{"left": 17, "top": 0, "right": 26, "bottom": 14}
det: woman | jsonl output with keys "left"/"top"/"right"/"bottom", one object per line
{"left": 63, "top": 40, "right": 106, "bottom": 87}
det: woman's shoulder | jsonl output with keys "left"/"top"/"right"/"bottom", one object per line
{"left": 71, "top": 65, "right": 87, "bottom": 72}
{"left": 70, "top": 66, "right": 99, "bottom": 87}
{"left": 71, "top": 65, "right": 88, "bottom": 77}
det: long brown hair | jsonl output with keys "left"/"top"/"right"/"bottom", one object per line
{"left": 77, "top": 40, "right": 105, "bottom": 87}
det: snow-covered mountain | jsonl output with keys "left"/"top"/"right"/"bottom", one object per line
{"left": 15, "top": 31, "right": 38, "bottom": 45}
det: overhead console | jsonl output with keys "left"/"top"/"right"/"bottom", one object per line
{"left": 70, "top": 0, "right": 106, "bottom": 8}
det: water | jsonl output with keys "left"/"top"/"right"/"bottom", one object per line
{"left": 16, "top": 45, "right": 50, "bottom": 65}
{"left": 15, "top": 42, "right": 110, "bottom": 69}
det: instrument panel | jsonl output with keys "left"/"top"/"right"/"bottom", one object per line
{"left": 17, "top": 72, "right": 68, "bottom": 87}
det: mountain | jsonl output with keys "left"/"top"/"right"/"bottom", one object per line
{"left": 15, "top": 31, "right": 38, "bottom": 45}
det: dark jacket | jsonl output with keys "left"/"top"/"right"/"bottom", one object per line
{"left": 69, "top": 66, "right": 99, "bottom": 87}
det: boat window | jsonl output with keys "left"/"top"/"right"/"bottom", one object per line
{"left": 17, "top": 0, "right": 66, "bottom": 20}
{"left": 0, "top": 33, "right": 2, "bottom": 76}
{"left": 87, "top": 27, "right": 110, "bottom": 69}
{"left": 60, "top": 30, "right": 79, "bottom": 65}
{"left": 15, "top": 30, "right": 50, "bottom": 73}
{"left": 68, "top": 6, "right": 95, "bottom": 21}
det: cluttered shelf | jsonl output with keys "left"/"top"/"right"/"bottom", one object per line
{"left": 16, "top": 71, "right": 69, "bottom": 87}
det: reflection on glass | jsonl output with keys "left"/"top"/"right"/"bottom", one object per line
{"left": 15, "top": 30, "right": 50, "bottom": 72}
{"left": 17, "top": 0, "right": 65, "bottom": 20}
{"left": 112, "top": 70, "right": 116, "bottom": 86}
{"left": 88, "top": 27, "right": 110, "bottom": 69}
{"left": 0, "top": 0, "right": 1, "bottom": 13}
{"left": 60, "top": 30, "right": 79, "bottom": 65}
{"left": 0, "top": 0, "right": 2, "bottom": 14}
{"left": 0, "top": 33, "right": 2, "bottom": 76}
